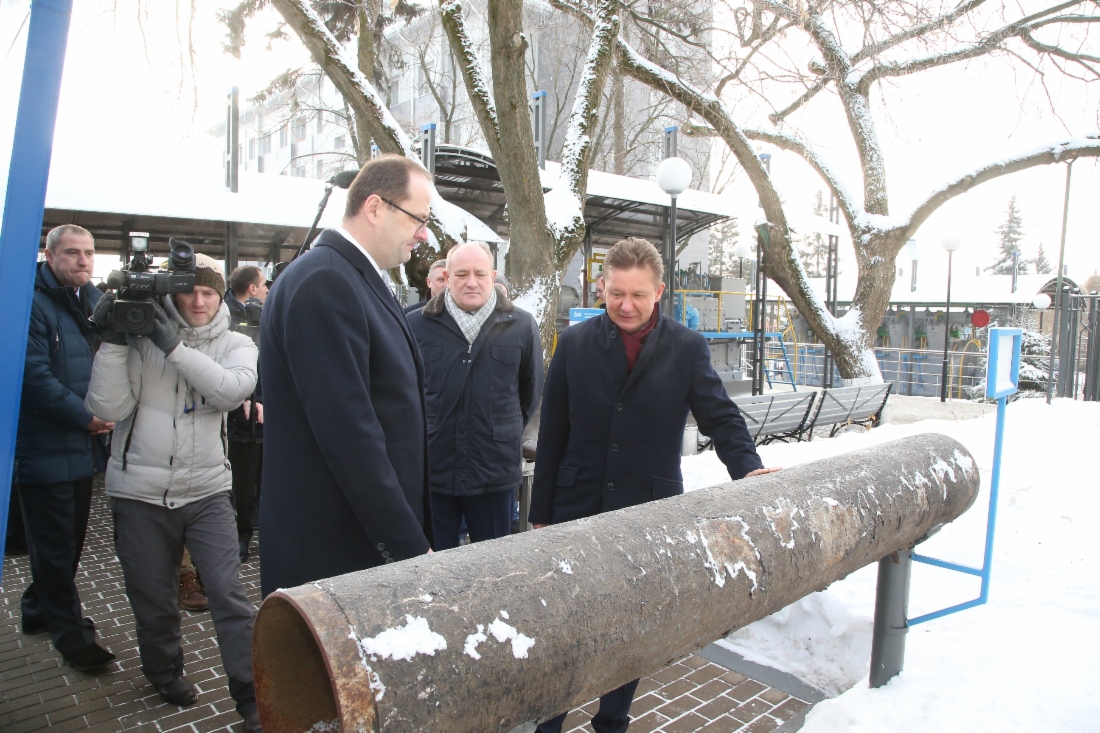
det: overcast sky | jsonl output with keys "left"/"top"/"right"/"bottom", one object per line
{"left": 3, "top": 0, "right": 1097, "bottom": 287}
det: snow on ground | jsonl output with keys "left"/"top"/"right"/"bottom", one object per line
{"left": 681, "top": 399, "right": 1100, "bottom": 731}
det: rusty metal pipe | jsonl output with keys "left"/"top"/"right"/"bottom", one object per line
{"left": 254, "top": 433, "right": 979, "bottom": 733}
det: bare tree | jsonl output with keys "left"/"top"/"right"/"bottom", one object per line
{"left": 560, "top": 0, "right": 1100, "bottom": 384}
{"left": 439, "top": 0, "right": 620, "bottom": 357}
{"left": 267, "top": 0, "right": 499, "bottom": 295}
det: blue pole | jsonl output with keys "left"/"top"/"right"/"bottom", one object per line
{"left": 0, "top": 0, "right": 75, "bottom": 582}
{"left": 909, "top": 394, "right": 1006, "bottom": 625}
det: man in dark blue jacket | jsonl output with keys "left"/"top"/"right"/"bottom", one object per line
{"left": 529, "top": 237, "right": 778, "bottom": 733}
{"left": 15, "top": 224, "right": 116, "bottom": 671}
{"left": 408, "top": 242, "right": 542, "bottom": 549}
{"left": 259, "top": 155, "right": 434, "bottom": 597}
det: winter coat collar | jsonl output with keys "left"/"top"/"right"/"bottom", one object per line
{"left": 34, "top": 261, "right": 100, "bottom": 308}
{"left": 422, "top": 287, "right": 516, "bottom": 318}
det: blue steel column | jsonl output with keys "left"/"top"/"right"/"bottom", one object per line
{"left": 0, "top": 0, "right": 75, "bottom": 577}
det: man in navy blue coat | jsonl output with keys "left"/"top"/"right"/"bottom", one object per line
{"left": 16, "top": 225, "right": 116, "bottom": 671}
{"left": 259, "top": 155, "right": 434, "bottom": 597}
{"left": 529, "top": 237, "right": 778, "bottom": 733}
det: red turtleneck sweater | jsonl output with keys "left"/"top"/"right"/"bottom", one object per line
{"left": 619, "top": 305, "right": 660, "bottom": 373}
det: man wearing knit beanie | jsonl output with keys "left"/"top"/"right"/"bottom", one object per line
{"left": 190, "top": 253, "right": 226, "bottom": 299}
{"left": 87, "top": 250, "right": 262, "bottom": 731}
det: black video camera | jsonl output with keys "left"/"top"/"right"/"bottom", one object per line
{"left": 107, "top": 238, "right": 196, "bottom": 334}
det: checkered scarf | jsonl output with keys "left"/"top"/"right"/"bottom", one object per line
{"left": 444, "top": 288, "right": 498, "bottom": 344}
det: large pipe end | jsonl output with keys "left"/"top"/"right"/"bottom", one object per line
{"left": 255, "top": 588, "right": 377, "bottom": 733}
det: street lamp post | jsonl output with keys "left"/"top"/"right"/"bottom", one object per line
{"left": 733, "top": 240, "right": 752, "bottom": 281}
{"left": 1032, "top": 292, "right": 1051, "bottom": 332}
{"left": 906, "top": 238, "right": 919, "bottom": 293}
{"left": 656, "top": 156, "right": 692, "bottom": 316}
{"left": 940, "top": 237, "right": 962, "bottom": 402}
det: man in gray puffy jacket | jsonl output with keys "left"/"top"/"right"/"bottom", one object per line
{"left": 86, "top": 253, "right": 262, "bottom": 732}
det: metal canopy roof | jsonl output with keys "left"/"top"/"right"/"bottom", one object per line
{"left": 432, "top": 145, "right": 730, "bottom": 248}
{"left": 39, "top": 145, "right": 730, "bottom": 264}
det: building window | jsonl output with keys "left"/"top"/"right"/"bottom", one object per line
{"left": 315, "top": 160, "right": 324, "bottom": 179}
{"left": 260, "top": 135, "right": 272, "bottom": 156}
{"left": 334, "top": 135, "right": 345, "bottom": 150}
{"left": 293, "top": 165, "right": 305, "bottom": 178}
{"left": 293, "top": 119, "right": 306, "bottom": 141}
{"left": 280, "top": 127, "right": 288, "bottom": 148}
{"left": 248, "top": 138, "right": 256, "bottom": 160}
{"left": 257, "top": 156, "right": 264, "bottom": 174}
{"left": 316, "top": 112, "right": 324, "bottom": 133}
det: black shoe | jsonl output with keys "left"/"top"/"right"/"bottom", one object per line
{"left": 239, "top": 539, "right": 250, "bottom": 563}
{"left": 21, "top": 616, "right": 48, "bottom": 635}
{"left": 242, "top": 706, "right": 263, "bottom": 733}
{"left": 62, "top": 643, "right": 116, "bottom": 671}
{"left": 156, "top": 676, "right": 199, "bottom": 707}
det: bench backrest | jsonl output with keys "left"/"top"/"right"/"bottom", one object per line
{"left": 732, "top": 392, "right": 817, "bottom": 441}
{"left": 810, "top": 384, "right": 892, "bottom": 429}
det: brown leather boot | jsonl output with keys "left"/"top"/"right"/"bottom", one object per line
{"left": 178, "top": 568, "right": 209, "bottom": 612}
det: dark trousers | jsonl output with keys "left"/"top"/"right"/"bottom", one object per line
{"left": 228, "top": 441, "right": 262, "bottom": 541}
{"left": 18, "top": 477, "right": 96, "bottom": 655}
{"left": 536, "top": 679, "right": 640, "bottom": 733}
{"left": 431, "top": 489, "right": 514, "bottom": 551}
{"left": 112, "top": 492, "right": 257, "bottom": 714}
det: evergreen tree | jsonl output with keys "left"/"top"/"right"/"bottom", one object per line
{"left": 708, "top": 216, "right": 745, "bottom": 278}
{"left": 796, "top": 191, "right": 830, "bottom": 277}
{"left": 967, "top": 311, "right": 1052, "bottom": 400}
{"left": 987, "top": 195, "right": 1028, "bottom": 275}
{"left": 1032, "top": 242, "right": 1053, "bottom": 275}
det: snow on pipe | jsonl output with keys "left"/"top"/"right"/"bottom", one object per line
{"left": 253, "top": 433, "right": 979, "bottom": 733}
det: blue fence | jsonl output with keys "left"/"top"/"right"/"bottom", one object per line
{"left": 793, "top": 345, "right": 984, "bottom": 399}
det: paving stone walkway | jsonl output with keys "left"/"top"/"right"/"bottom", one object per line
{"left": 1, "top": 481, "right": 810, "bottom": 733}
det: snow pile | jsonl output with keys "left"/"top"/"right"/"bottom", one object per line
{"left": 681, "top": 399, "right": 1100, "bottom": 730}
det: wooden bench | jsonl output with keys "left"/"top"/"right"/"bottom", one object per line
{"left": 730, "top": 391, "right": 818, "bottom": 445}
{"left": 806, "top": 383, "right": 892, "bottom": 440}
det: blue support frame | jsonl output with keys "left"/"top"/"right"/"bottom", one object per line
{"left": 908, "top": 328, "right": 1021, "bottom": 625}
{"left": 0, "top": 0, "right": 74, "bottom": 580}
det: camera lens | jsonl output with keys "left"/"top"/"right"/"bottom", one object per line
{"left": 168, "top": 238, "right": 195, "bottom": 271}
{"left": 125, "top": 306, "right": 148, "bottom": 326}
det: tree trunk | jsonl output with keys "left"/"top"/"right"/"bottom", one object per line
{"left": 485, "top": 0, "right": 557, "bottom": 287}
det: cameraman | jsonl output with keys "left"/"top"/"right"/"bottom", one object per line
{"left": 86, "top": 254, "right": 262, "bottom": 732}
{"left": 225, "top": 266, "right": 266, "bottom": 562}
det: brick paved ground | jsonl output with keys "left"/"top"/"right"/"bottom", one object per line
{"left": 1, "top": 482, "right": 812, "bottom": 733}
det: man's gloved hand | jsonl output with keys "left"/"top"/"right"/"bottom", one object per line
{"left": 89, "top": 293, "right": 128, "bottom": 346}
{"left": 148, "top": 299, "right": 181, "bottom": 355}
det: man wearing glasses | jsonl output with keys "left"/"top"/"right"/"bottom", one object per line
{"left": 259, "top": 154, "right": 435, "bottom": 597}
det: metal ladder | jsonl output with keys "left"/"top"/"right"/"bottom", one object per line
{"left": 763, "top": 336, "right": 797, "bottom": 391}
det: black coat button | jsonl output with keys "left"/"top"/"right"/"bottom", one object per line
{"left": 381, "top": 551, "right": 391, "bottom": 559}
{"left": 610, "top": 331, "right": 618, "bottom": 338}
{"left": 615, "top": 403, "right": 623, "bottom": 411}
{"left": 376, "top": 543, "right": 385, "bottom": 551}
{"left": 607, "top": 482, "right": 615, "bottom": 491}
{"left": 611, "top": 443, "right": 619, "bottom": 451}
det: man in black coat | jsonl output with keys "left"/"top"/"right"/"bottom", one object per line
{"left": 259, "top": 155, "right": 434, "bottom": 597}
{"left": 16, "top": 224, "right": 116, "bottom": 671}
{"left": 529, "top": 237, "right": 778, "bottom": 733}
{"left": 408, "top": 242, "right": 542, "bottom": 549}
{"left": 225, "top": 265, "right": 267, "bottom": 562}
{"left": 403, "top": 258, "right": 446, "bottom": 314}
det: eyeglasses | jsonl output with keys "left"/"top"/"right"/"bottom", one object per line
{"left": 379, "top": 196, "right": 430, "bottom": 233}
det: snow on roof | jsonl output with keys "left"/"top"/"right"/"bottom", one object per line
{"left": 538, "top": 160, "right": 735, "bottom": 218}
{"left": 44, "top": 157, "right": 500, "bottom": 243}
